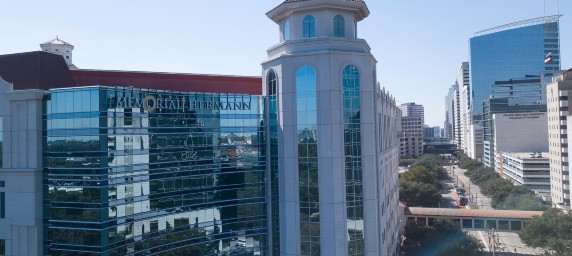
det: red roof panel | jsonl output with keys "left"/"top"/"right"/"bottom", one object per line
{"left": 71, "top": 69, "right": 262, "bottom": 95}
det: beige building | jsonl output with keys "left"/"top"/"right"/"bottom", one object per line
{"left": 400, "top": 116, "right": 424, "bottom": 158}
{"left": 547, "top": 70, "right": 572, "bottom": 208}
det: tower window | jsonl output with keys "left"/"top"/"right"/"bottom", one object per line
{"left": 267, "top": 70, "right": 278, "bottom": 96}
{"left": 303, "top": 15, "right": 316, "bottom": 38}
{"left": 284, "top": 20, "right": 290, "bottom": 41}
{"left": 334, "top": 15, "right": 345, "bottom": 37}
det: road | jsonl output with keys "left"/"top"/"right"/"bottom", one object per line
{"left": 445, "top": 165, "right": 547, "bottom": 255}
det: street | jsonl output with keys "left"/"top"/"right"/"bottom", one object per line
{"left": 445, "top": 164, "right": 546, "bottom": 255}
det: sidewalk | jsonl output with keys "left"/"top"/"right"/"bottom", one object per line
{"left": 447, "top": 165, "right": 546, "bottom": 255}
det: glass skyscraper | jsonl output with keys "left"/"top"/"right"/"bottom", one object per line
{"left": 470, "top": 15, "right": 561, "bottom": 116}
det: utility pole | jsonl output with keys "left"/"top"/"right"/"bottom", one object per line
{"left": 487, "top": 228, "right": 496, "bottom": 256}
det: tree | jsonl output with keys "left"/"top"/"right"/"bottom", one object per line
{"left": 399, "top": 180, "right": 441, "bottom": 207}
{"left": 402, "top": 219, "right": 484, "bottom": 256}
{"left": 520, "top": 209, "right": 572, "bottom": 255}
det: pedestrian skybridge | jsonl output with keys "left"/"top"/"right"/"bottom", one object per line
{"left": 404, "top": 207, "right": 543, "bottom": 232}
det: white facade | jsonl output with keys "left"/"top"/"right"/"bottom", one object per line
{"left": 40, "top": 38, "right": 77, "bottom": 69}
{"left": 494, "top": 152, "right": 550, "bottom": 193}
{"left": 0, "top": 77, "right": 45, "bottom": 256}
{"left": 467, "top": 122, "right": 483, "bottom": 162}
{"left": 458, "top": 62, "right": 471, "bottom": 154}
{"left": 547, "top": 71, "right": 572, "bottom": 208}
{"left": 262, "top": 1, "right": 400, "bottom": 255}
{"left": 492, "top": 112, "right": 549, "bottom": 156}
{"left": 453, "top": 84, "right": 461, "bottom": 148}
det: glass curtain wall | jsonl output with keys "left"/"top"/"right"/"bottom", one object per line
{"left": 266, "top": 70, "right": 280, "bottom": 256}
{"left": 44, "top": 87, "right": 267, "bottom": 256}
{"left": 296, "top": 66, "right": 320, "bottom": 256}
{"left": 470, "top": 21, "right": 560, "bottom": 116}
{"left": 342, "top": 65, "right": 364, "bottom": 255}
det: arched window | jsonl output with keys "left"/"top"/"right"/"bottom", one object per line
{"left": 303, "top": 15, "right": 316, "bottom": 38}
{"left": 334, "top": 15, "right": 345, "bottom": 37}
{"left": 342, "top": 64, "right": 364, "bottom": 252}
{"left": 295, "top": 65, "right": 320, "bottom": 255}
{"left": 283, "top": 20, "right": 290, "bottom": 41}
{"left": 267, "top": 69, "right": 277, "bottom": 96}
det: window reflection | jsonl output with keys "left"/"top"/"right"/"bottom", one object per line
{"left": 343, "top": 65, "right": 365, "bottom": 256}
{"left": 44, "top": 87, "right": 267, "bottom": 255}
{"left": 296, "top": 66, "right": 320, "bottom": 256}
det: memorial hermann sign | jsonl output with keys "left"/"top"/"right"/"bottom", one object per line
{"left": 115, "top": 94, "right": 252, "bottom": 112}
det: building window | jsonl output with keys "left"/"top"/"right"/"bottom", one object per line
{"left": 0, "top": 192, "right": 4, "bottom": 219}
{"left": 0, "top": 239, "right": 4, "bottom": 256}
{"left": 296, "top": 66, "right": 319, "bottom": 255}
{"left": 0, "top": 116, "right": 3, "bottom": 168}
{"left": 267, "top": 70, "right": 277, "bottom": 96}
{"left": 343, "top": 65, "right": 364, "bottom": 255}
{"left": 334, "top": 15, "right": 345, "bottom": 37}
{"left": 284, "top": 20, "right": 290, "bottom": 41}
{"left": 303, "top": 15, "right": 316, "bottom": 38}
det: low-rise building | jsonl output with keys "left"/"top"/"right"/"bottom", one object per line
{"left": 495, "top": 152, "right": 551, "bottom": 193}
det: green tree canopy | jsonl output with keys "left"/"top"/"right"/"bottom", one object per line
{"left": 520, "top": 209, "right": 572, "bottom": 256}
{"left": 402, "top": 219, "right": 484, "bottom": 256}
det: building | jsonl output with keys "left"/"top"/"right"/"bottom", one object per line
{"left": 399, "top": 102, "right": 424, "bottom": 119}
{"left": 400, "top": 116, "right": 424, "bottom": 158}
{"left": 495, "top": 152, "right": 551, "bottom": 193}
{"left": 445, "top": 84, "right": 459, "bottom": 142}
{"left": 453, "top": 84, "right": 462, "bottom": 148}
{"left": 458, "top": 62, "right": 471, "bottom": 155}
{"left": 466, "top": 122, "right": 484, "bottom": 162}
{"left": 482, "top": 98, "right": 547, "bottom": 168}
{"left": 40, "top": 37, "right": 77, "bottom": 69}
{"left": 491, "top": 112, "right": 549, "bottom": 169}
{"left": 0, "top": 1, "right": 402, "bottom": 256}
{"left": 263, "top": 1, "right": 400, "bottom": 254}
{"left": 548, "top": 69, "right": 572, "bottom": 208}
{"left": 470, "top": 15, "right": 561, "bottom": 117}
{"left": 424, "top": 125, "right": 434, "bottom": 139}
{"left": 400, "top": 103, "right": 424, "bottom": 158}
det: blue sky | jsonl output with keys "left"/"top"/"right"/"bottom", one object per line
{"left": 0, "top": 0, "right": 570, "bottom": 126}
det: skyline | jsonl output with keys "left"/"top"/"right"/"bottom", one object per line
{"left": 0, "top": 0, "right": 570, "bottom": 126}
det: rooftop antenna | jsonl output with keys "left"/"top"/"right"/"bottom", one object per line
{"left": 544, "top": 0, "right": 546, "bottom": 16}
{"left": 558, "top": 0, "right": 560, "bottom": 15}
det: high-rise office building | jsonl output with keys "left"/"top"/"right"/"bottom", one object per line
{"left": 399, "top": 102, "right": 424, "bottom": 119}
{"left": 548, "top": 70, "right": 572, "bottom": 209}
{"left": 458, "top": 62, "right": 471, "bottom": 154}
{"left": 400, "top": 116, "right": 424, "bottom": 158}
{"left": 470, "top": 15, "right": 561, "bottom": 117}
{"left": 0, "top": 1, "right": 403, "bottom": 256}
{"left": 263, "top": 1, "right": 400, "bottom": 254}
{"left": 453, "top": 84, "right": 462, "bottom": 148}
{"left": 445, "top": 84, "right": 459, "bottom": 142}
{"left": 399, "top": 103, "right": 424, "bottom": 158}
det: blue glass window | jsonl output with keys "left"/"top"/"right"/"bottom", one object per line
{"left": 343, "top": 65, "right": 364, "bottom": 255}
{"left": 334, "top": 15, "right": 345, "bottom": 37}
{"left": 296, "top": 66, "right": 320, "bottom": 255}
{"left": 303, "top": 15, "right": 316, "bottom": 38}
{"left": 267, "top": 69, "right": 280, "bottom": 255}
{"left": 284, "top": 20, "right": 291, "bottom": 41}
{"left": 268, "top": 70, "right": 277, "bottom": 96}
